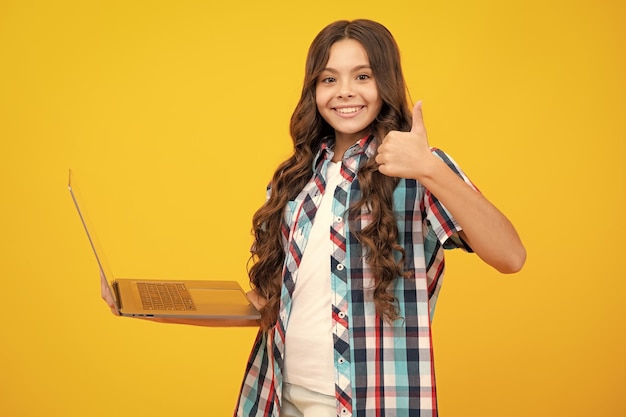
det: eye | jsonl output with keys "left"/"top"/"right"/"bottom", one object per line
{"left": 356, "top": 73, "right": 371, "bottom": 81}
{"left": 320, "top": 76, "right": 336, "bottom": 84}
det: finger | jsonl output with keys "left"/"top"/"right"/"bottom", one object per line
{"left": 410, "top": 100, "right": 426, "bottom": 135}
{"left": 246, "top": 290, "right": 267, "bottom": 310}
{"left": 374, "top": 151, "right": 386, "bottom": 166}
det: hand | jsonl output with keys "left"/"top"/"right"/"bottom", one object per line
{"left": 246, "top": 289, "right": 268, "bottom": 311}
{"left": 100, "top": 270, "right": 119, "bottom": 316}
{"left": 375, "top": 100, "right": 435, "bottom": 179}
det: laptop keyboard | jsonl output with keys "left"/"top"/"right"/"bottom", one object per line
{"left": 136, "top": 282, "right": 196, "bottom": 311}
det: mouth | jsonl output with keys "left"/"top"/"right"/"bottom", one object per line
{"left": 333, "top": 106, "right": 364, "bottom": 115}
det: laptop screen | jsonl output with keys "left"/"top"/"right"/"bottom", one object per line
{"left": 68, "top": 169, "right": 119, "bottom": 306}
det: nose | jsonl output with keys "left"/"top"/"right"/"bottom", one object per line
{"left": 337, "top": 80, "right": 354, "bottom": 98}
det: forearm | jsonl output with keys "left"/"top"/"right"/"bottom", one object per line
{"left": 418, "top": 156, "right": 526, "bottom": 273}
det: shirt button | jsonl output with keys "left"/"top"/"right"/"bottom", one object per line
{"left": 338, "top": 358, "right": 345, "bottom": 364}
{"left": 335, "top": 216, "right": 343, "bottom": 223}
{"left": 337, "top": 264, "right": 344, "bottom": 271}
{"left": 338, "top": 312, "right": 346, "bottom": 319}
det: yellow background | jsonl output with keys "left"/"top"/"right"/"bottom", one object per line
{"left": 1, "top": 0, "right": 624, "bottom": 415}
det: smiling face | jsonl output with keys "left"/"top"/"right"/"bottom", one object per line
{"left": 315, "top": 38, "right": 383, "bottom": 148}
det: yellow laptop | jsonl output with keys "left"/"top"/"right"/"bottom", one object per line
{"left": 68, "top": 169, "right": 260, "bottom": 323}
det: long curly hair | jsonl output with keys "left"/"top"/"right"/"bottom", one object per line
{"left": 249, "top": 19, "right": 413, "bottom": 330}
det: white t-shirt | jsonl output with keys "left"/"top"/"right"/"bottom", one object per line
{"left": 283, "top": 161, "right": 343, "bottom": 396}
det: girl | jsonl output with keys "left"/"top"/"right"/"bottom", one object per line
{"left": 100, "top": 18, "right": 525, "bottom": 416}
{"left": 236, "top": 19, "right": 525, "bottom": 417}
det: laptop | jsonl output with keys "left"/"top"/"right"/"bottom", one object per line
{"left": 68, "top": 169, "right": 260, "bottom": 324}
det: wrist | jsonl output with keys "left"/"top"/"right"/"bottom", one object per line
{"left": 412, "top": 151, "right": 444, "bottom": 182}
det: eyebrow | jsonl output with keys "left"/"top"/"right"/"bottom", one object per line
{"left": 321, "top": 64, "right": 372, "bottom": 73}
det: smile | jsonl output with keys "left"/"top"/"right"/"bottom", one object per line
{"left": 334, "top": 106, "right": 363, "bottom": 114}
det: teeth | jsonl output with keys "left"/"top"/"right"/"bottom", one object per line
{"left": 336, "top": 107, "right": 361, "bottom": 114}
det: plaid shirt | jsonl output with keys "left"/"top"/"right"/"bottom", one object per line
{"left": 235, "top": 135, "right": 475, "bottom": 417}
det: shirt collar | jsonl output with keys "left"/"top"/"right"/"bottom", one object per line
{"left": 315, "top": 134, "right": 377, "bottom": 170}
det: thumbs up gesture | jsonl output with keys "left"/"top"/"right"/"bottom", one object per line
{"left": 375, "top": 100, "right": 435, "bottom": 180}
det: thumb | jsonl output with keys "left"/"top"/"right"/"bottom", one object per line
{"left": 410, "top": 100, "right": 426, "bottom": 135}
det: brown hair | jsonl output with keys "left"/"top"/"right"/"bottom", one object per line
{"left": 249, "top": 19, "right": 413, "bottom": 330}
